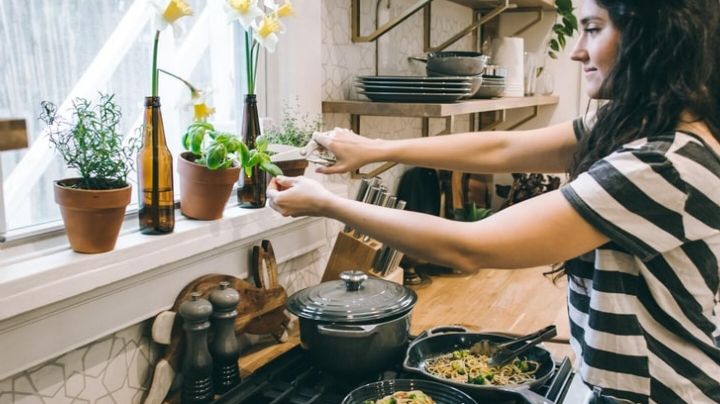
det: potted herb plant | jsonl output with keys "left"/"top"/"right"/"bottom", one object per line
{"left": 264, "top": 102, "right": 322, "bottom": 177}
{"left": 178, "top": 122, "right": 281, "bottom": 219}
{"left": 40, "top": 94, "right": 140, "bottom": 253}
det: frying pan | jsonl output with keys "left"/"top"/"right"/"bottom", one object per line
{"left": 403, "top": 326, "right": 556, "bottom": 404}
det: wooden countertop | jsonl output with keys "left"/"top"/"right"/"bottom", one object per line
{"left": 239, "top": 266, "right": 573, "bottom": 376}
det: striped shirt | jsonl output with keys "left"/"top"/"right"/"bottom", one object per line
{"left": 559, "top": 118, "right": 720, "bottom": 403}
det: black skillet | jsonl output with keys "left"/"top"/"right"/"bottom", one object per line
{"left": 404, "top": 326, "right": 556, "bottom": 404}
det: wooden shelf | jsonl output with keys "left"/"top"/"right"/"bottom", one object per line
{"left": 446, "top": 0, "right": 556, "bottom": 11}
{"left": 322, "top": 95, "right": 559, "bottom": 118}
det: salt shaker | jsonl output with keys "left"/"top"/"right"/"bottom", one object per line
{"left": 209, "top": 281, "right": 241, "bottom": 393}
{"left": 179, "top": 292, "right": 214, "bottom": 403}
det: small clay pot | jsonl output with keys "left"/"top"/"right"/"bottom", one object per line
{"left": 54, "top": 179, "right": 131, "bottom": 253}
{"left": 178, "top": 152, "right": 241, "bottom": 220}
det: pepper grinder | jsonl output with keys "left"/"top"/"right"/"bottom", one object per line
{"left": 179, "top": 292, "right": 214, "bottom": 403}
{"left": 209, "top": 281, "right": 241, "bottom": 393}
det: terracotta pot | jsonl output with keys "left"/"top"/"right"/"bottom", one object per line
{"left": 54, "top": 179, "right": 132, "bottom": 254}
{"left": 178, "top": 152, "right": 241, "bottom": 220}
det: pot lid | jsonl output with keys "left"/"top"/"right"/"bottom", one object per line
{"left": 286, "top": 271, "right": 417, "bottom": 323}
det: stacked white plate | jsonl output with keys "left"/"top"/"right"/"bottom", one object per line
{"left": 355, "top": 76, "right": 473, "bottom": 103}
{"left": 474, "top": 75, "right": 507, "bottom": 99}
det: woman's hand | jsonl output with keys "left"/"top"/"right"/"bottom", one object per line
{"left": 267, "top": 176, "right": 338, "bottom": 217}
{"left": 311, "top": 128, "right": 383, "bottom": 174}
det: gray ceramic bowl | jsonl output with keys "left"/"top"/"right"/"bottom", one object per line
{"left": 426, "top": 51, "right": 490, "bottom": 76}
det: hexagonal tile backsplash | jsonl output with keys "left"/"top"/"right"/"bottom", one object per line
{"left": 1, "top": 1, "right": 470, "bottom": 402}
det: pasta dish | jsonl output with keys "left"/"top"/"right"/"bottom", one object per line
{"left": 365, "top": 390, "right": 435, "bottom": 404}
{"left": 425, "top": 349, "right": 539, "bottom": 386}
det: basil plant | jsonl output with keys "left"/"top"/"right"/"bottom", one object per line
{"left": 182, "top": 122, "right": 282, "bottom": 177}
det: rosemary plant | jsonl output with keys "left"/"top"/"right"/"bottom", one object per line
{"left": 40, "top": 94, "right": 140, "bottom": 190}
{"left": 263, "top": 102, "right": 322, "bottom": 148}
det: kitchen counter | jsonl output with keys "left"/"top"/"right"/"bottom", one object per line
{"left": 239, "top": 265, "right": 574, "bottom": 376}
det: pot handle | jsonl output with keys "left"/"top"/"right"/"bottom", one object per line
{"left": 317, "top": 323, "right": 378, "bottom": 337}
{"left": 408, "top": 56, "right": 428, "bottom": 64}
{"left": 414, "top": 325, "right": 470, "bottom": 341}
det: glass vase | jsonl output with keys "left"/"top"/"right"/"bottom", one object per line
{"left": 137, "top": 96, "right": 175, "bottom": 234}
{"left": 237, "top": 94, "right": 267, "bottom": 208}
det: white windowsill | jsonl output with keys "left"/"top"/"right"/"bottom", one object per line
{"left": 0, "top": 181, "right": 346, "bottom": 380}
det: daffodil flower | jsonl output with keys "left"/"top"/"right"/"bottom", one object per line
{"left": 224, "top": 0, "right": 264, "bottom": 30}
{"left": 190, "top": 90, "right": 216, "bottom": 122}
{"left": 265, "top": 0, "right": 294, "bottom": 18}
{"left": 149, "top": 0, "right": 193, "bottom": 35}
{"left": 252, "top": 13, "right": 283, "bottom": 52}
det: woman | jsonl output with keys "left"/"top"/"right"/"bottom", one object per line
{"left": 267, "top": 0, "right": 720, "bottom": 402}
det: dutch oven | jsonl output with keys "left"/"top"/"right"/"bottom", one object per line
{"left": 286, "top": 270, "right": 417, "bottom": 377}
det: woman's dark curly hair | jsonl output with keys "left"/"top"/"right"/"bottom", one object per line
{"left": 569, "top": 0, "right": 720, "bottom": 178}
{"left": 549, "top": 0, "right": 720, "bottom": 282}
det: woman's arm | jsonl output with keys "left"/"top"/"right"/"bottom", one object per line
{"left": 314, "top": 121, "right": 578, "bottom": 175}
{"left": 268, "top": 177, "right": 608, "bottom": 271}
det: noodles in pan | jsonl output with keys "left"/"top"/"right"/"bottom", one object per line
{"left": 364, "top": 390, "right": 435, "bottom": 404}
{"left": 425, "top": 349, "right": 539, "bottom": 386}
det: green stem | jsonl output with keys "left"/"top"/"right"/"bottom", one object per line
{"left": 245, "top": 31, "right": 253, "bottom": 94}
{"left": 158, "top": 69, "right": 198, "bottom": 94}
{"left": 252, "top": 42, "right": 260, "bottom": 96}
{"left": 151, "top": 30, "right": 160, "bottom": 97}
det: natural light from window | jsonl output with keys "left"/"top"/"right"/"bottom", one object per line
{"left": 0, "top": 0, "right": 242, "bottom": 233}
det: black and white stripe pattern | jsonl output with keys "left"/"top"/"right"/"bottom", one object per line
{"left": 561, "top": 121, "right": 720, "bottom": 403}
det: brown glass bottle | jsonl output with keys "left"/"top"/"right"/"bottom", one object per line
{"left": 137, "top": 96, "right": 175, "bottom": 234}
{"left": 237, "top": 94, "right": 267, "bottom": 208}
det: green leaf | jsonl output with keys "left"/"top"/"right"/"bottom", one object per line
{"left": 260, "top": 161, "right": 283, "bottom": 177}
{"left": 238, "top": 141, "right": 250, "bottom": 166}
{"left": 190, "top": 127, "right": 206, "bottom": 155}
{"left": 558, "top": 33, "right": 566, "bottom": 48}
{"left": 181, "top": 130, "right": 191, "bottom": 151}
{"left": 555, "top": 0, "right": 572, "bottom": 11}
{"left": 550, "top": 39, "right": 560, "bottom": 52}
{"left": 214, "top": 133, "right": 232, "bottom": 146}
{"left": 206, "top": 143, "right": 227, "bottom": 170}
{"left": 549, "top": 51, "right": 558, "bottom": 59}
{"left": 256, "top": 135, "right": 269, "bottom": 153}
{"left": 226, "top": 137, "right": 242, "bottom": 153}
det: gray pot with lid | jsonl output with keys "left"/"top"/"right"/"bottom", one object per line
{"left": 286, "top": 270, "right": 417, "bottom": 376}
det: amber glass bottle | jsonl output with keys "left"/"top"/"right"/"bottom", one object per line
{"left": 237, "top": 94, "right": 267, "bottom": 208}
{"left": 137, "top": 96, "right": 175, "bottom": 234}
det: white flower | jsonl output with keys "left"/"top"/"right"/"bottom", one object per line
{"left": 149, "top": 0, "right": 193, "bottom": 35}
{"left": 224, "top": 0, "right": 264, "bottom": 30}
{"left": 252, "top": 13, "right": 283, "bottom": 52}
{"left": 265, "top": 0, "right": 294, "bottom": 18}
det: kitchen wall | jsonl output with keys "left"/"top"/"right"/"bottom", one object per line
{"left": 0, "top": 250, "right": 328, "bottom": 404}
{"left": 321, "top": 0, "right": 583, "bottom": 197}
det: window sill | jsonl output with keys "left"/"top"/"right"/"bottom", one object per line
{"left": 0, "top": 182, "right": 345, "bottom": 380}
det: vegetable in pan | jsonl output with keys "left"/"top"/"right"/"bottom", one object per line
{"left": 363, "top": 390, "right": 435, "bottom": 404}
{"left": 426, "top": 349, "right": 539, "bottom": 386}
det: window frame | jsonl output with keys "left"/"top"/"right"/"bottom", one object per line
{"left": 0, "top": 0, "right": 248, "bottom": 241}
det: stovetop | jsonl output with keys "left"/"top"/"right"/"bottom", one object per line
{"left": 213, "top": 346, "right": 575, "bottom": 404}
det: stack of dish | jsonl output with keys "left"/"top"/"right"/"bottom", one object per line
{"left": 355, "top": 75, "right": 473, "bottom": 103}
{"left": 474, "top": 74, "right": 507, "bottom": 99}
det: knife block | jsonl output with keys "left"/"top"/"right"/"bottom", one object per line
{"left": 321, "top": 230, "right": 382, "bottom": 282}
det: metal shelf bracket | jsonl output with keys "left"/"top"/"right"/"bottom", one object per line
{"left": 423, "top": 0, "right": 513, "bottom": 53}
{"left": 351, "top": 0, "right": 432, "bottom": 43}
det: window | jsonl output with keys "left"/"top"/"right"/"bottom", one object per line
{"left": 0, "top": 0, "right": 244, "bottom": 234}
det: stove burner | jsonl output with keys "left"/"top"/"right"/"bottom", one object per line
{"left": 213, "top": 346, "right": 574, "bottom": 404}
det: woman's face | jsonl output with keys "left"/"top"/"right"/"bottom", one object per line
{"left": 571, "top": 0, "right": 621, "bottom": 99}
